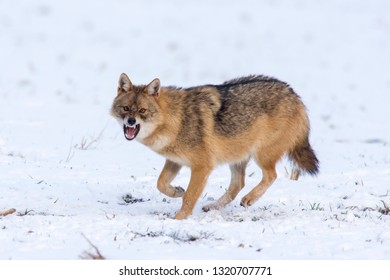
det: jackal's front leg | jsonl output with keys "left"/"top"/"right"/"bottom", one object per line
{"left": 174, "top": 166, "right": 212, "bottom": 220}
{"left": 157, "top": 160, "right": 184, "bottom": 198}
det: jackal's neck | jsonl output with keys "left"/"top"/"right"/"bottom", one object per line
{"left": 158, "top": 87, "right": 186, "bottom": 116}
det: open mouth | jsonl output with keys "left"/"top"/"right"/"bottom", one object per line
{"left": 123, "top": 124, "right": 140, "bottom": 141}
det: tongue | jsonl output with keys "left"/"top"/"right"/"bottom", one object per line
{"left": 125, "top": 126, "right": 137, "bottom": 139}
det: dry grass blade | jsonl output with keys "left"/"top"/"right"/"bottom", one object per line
{"left": 16, "top": 209, "right": 34, "bottom": 216}
{"left": 80, "top": 234, "right": 105, "bottom": 260}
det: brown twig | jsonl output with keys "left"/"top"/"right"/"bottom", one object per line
{"left": 0, "top": 208, "right": 16, "bottom": 217}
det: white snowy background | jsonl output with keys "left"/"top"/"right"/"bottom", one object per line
{"left": 0, "top": 0, "right": 389, "bottom": 259}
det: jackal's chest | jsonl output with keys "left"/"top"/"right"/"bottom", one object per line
{"left": 145, "top": 135, "right": 171, "bottom": 152}
{"left": 139, "top": 135, "right": 187, "bottom": 165}
{"left": 163, "top": 153, "right": 191, "bottom": 166}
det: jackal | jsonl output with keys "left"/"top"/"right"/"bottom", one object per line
{"left": 111, "top": 74, "right": 319, "bottom": 219}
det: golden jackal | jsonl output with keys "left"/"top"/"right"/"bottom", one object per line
{"left": 111, "top": 74, "right": 319, "bottom": 219}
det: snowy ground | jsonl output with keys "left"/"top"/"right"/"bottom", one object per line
{"left": 0, "top": 0, "right": 389, "bottom": 259}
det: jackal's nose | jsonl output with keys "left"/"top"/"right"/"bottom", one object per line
{"left": 127, "top": 118, "right": 136, "bottom": 126}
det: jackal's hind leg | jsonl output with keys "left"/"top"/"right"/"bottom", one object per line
{"left": 240, "top": 149, "right": 280, "bottom": 207}
{"left": 203, "top": 159, "right": 249, "bottom": 212}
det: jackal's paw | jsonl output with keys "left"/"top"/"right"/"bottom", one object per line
{"left": 174, "top": 210, "right": 190, "bottom": 220}
{"left": 202, "top": 202, "right": 221, "bottom": 212}
{"left": 173, "top": 186, "right": 185, "bottom": 198}
{"left": 240, "top": 195, "right": 256, "bottom": 208}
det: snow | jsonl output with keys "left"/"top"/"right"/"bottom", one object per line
{"left": 1, "top": 0, "right": 389, "bottom": 260}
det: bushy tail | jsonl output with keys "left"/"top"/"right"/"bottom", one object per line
{"left": 288, "top": 137, "right": 319, "bottom": 180}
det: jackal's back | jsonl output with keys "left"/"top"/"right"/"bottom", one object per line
{"left": 210, "top": 75, "right": 305, "bottom": 137}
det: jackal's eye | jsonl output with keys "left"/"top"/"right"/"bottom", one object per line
{"left": 123, "top": 106, "right": 130, "bottom": 112}
{"left": 139, "top": 108, "right": 146, "bottom": 114}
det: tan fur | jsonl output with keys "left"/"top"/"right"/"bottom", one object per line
{"left": 111, "top": 74, "right": 319, "bottom": 219}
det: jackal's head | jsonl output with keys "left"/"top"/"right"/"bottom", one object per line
{"left": 110, "top": 73, "right": 162, "bottom": 141}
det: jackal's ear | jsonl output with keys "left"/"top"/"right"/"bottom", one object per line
{"left": 146, "top": 78, "right": 160, "bottom": 97}
{"left": 118, "top": 73, "right": 132, "bottom": 93}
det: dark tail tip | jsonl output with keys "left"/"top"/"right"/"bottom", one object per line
{"left": 289, "top": 138, "right": 319, "bottom": 176}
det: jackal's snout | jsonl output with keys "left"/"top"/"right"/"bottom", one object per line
{"left": 126, "top": 117, "right": 136, "bottom": 126}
